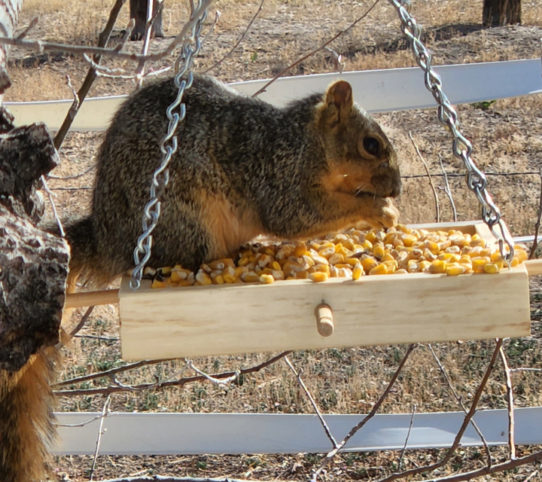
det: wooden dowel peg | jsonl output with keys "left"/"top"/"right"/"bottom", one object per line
{"left": 65, "top": 289, "right": 120, "bottom": 309}
{"left": 315, "top": 303, "right": 334, "bottom": 337}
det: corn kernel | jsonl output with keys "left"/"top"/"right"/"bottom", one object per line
{"left": 309, "top": 271, "right": 329, "bottom": 283}
{"left": 151, "top": 279, "right": 168, "bottom": 289}
{"left": 361, "top": 255, "right": 378, "bottom": 272}
{"left": 369, "top": 263, "right": 388, "bottom": 275}
{"left": 446, "top": 263, "right": 467, "bottom": 276}
{"left": 429, "top": 259, "right": 447, "bottom": 274}
{"left": 352, "top": 262, "right": 363, "bottom": 280}
{"left": 259, "top": 273, "right": 274, "bottom": 284}
{"left": 483, "top": 262, "right": 501, "bottom": 274}
{"left": 195, "top": 270, "right": 212, "bottom": 285}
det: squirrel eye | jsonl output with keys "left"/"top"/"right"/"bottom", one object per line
{"left": 363, "top": 136, "right": 380, "bottom": 157}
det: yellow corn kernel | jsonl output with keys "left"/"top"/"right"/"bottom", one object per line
{"left": 369, "top": 263, "right": 388, "bottom": 275}
{"left": 170, "top": 268, "right": 189, "bottom": 283}
{"left": 312, "top": 263, "right": 330, "bottom": 275}
{"left": 438, "top": 252, "right": 460, "bottom": 263}
{"left": 446, "top": 263, "right": 467, "bottom": 276}
{"left": 402, "top": 233, "right": 417, "bottom": 247}
{"left": 259, "top": 273, "right": 274, "bottom": 284}
{"left": 429, "top": 259, "right": 447, "bottom": 274}
{"left": 352, "top": 262, "right": 363, "bottom": 280}
{"left": 360, "top": 239, "right": 373, "bottom": 250}
{"left": 381, "top": 252, "right": 396, "bottom": 262}
{"left": 328, "top": 253, "right": 345, "bottom": 265}
{"left": 309, "top": 271, "right": 329, "bottom": 282}
{"left": 395, "top": 269, "right": 408, "bottom": 274}
{"left": 407, "top": 259, "right": 419, "bottom": 273}
{"left": 151, "top": 279, "right": 168, "bottom": 289}
{"left": 345, "top": 257, "right": 361, "bottom": 267}
{"left": 158, "top": 266, "right": 172, "bottom": 276}
{"left": 424, "top": 240, "right": 439, "bottom": 254}
{"left": 195, "top": 270, "right": 212, "bottom": 285}
{"left": 383, "top": 260, "right": 398, "bottom": 273}
{"left": 361, "top": 255, "right": 378, "bottom": 272}
{"left": 365, "top": 230, "right": 378, "bottom": 244}
{"left": 294, "top": 242, "right": 308, "bottom": 257}
{"left": 472, "top": 256, "right": 491, "bottom": 273}
{"left": 241, "top": 271, "right": 260, "bottom": 283}
{"left": 483, "top": 262, "right": 501, "bottom": 274}
{"left": 514, "top": 246, "right": 528, "bottom": 263}
{"left": 271, "top": 260, "right": 282, "bottom": 271}
{"left": 208, "top": 258, "right": 235, "bottom": 270}
{"left": 373, "top": 243, "right": 386, "bottom": 259}
{"left": 470, "top": 234, "right": 486, "bottom": 247}
{"left": 419, "top": 260, "right": 432, "bottom": 272}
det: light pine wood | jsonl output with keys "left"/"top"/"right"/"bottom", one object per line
{"left": 525, "top": 259, "right": 542, "bottom": 276}
{"left": 65, "top": 289, "right": 120, "bottom": 308}
{"left": 119, "top": 221, "right": 531, "bottom": 360}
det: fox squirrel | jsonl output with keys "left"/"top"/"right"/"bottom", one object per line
{"left": 0, "top": 74, "right": 399, "bottom": 480}
{"left": 66, "top": 74, "right": 401, "bottom": 286}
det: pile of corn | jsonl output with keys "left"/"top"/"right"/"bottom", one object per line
{"left": 148, "top": 224, "right": 528, "bottom": 288}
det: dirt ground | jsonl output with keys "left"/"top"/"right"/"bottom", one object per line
{"left": 4, "top": 0, "right": 542, "bottom": 480}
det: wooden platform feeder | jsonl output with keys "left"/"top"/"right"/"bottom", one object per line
{"left": 67, "top": 221, "right": 528, "bottom": 361}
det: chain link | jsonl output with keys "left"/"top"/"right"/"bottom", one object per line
{"left": 388, "top": 0, "right": 515, "bottom": 263}
{"left": 130, "top": 3, "right": 208, "bottom": 289}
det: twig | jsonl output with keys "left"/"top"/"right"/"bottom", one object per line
{"left": 312, "top": 344, "right": 416, "bottom": 480}
{"left": 40, "top": 175, "right": 65, "bottom": 237}
{"left": 68, "top": 306, "right": 94, "bottom": 339}
{"left": 529, "top": 168, "right": 542, "bottom": 259}
{"left": 204, "top": 0, "right": 265, "bottom": 74}
{"left": 98, "top": 477, "right": 260, "bottom": 482}
{"left": 47, "top": 162, "right": 97, "bottom": 180}
{"left": 438, "top": 154, "right": 457, "bottom": 221}
{"left": 403, "top": 170, "right": 540, "bottom": 179}
{"left": 186, "top": 359, "right": 240, "bottom": 386}
{"left": 54, "top": 358, "right": 174, "bottom": 387}
{"left": 510, "top": 367, "right": 542, "bottom": 373}
{"left": 408, "top": 131, "right": 440, "bottom": 222}
{"left": 398, "top": 404, "right": 416, "bottom": 471}
{"left": 427, "top": 344, "right": 492, "bottom": 467}
{"left": 54, "top": 351, "right": 291, "bottom": 396}
{"left": 89, "top": 395, "right": 111, "bottom": 481}
{"left": 251, "top": 0, "right": 380, "bottom": 97}
{"left": 284, "top": 356, "right": 338, "bottom": 449}
{"left": 135, "top": 0, "right": 164, "bottom": 87}
{"left": 381, "top": 339, "right": 504, "bottom": 482}
{"left": 54, "top": 0, "right": 127, "bottom": 150}
{"left": 15, "top": 17, "right": 38, "bottom": 40}
{"left": 431, "top": 449, "right": 542, "bottom": 481}
{"left": 499, "top": 343, "right": 516, "bottom": 460}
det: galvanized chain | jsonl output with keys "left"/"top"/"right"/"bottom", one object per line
{"left": 388, "top": 0, "right": 515, "bottom": 263}
{"left": 130, "top": 3, "right": 208, "bottom": 289}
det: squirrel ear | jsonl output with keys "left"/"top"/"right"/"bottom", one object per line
{"left": 324, "top": 80, "right": 353, "bottom": 123}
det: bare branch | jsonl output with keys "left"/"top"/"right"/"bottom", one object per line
{"left": 438, "top": 154, "right": 457, "bottom": 221}
{"left": 186, "top": 359, "right": 240, "bottom": 386}
{"left": 0, "top": 0, "right": 214, "bottom": 70}
{"left": 47, "top": 162, "right": 97, "bottom": 181}
{"left": 89, "top": 395, "right": 111, "bottom": 481}
{"left": 409, "top": 131, "right": 440, "bottom": 222}
{"left": 382, "top": 339, "right": 504, "bottom": 482}
{"left": 397, "top": 404, "right": 416, "bottom": 471}
{"left": 499, "top": 343, "right": 516, "bottom": 460}
{"left": 16, "top": 17, "right": 38, "bottom": 40}
{"left": 251, "top": 0, "right": 380, "bottom": 97}
{"left": 54, "top": 351, "right": 291, "bottom": 396}
{"left": 427, "top": 344, "right": 492, "bottom": 467}
{"left": 284, "top": 355, "right": 338, "bottom": 449}
{"left": 313, "top": 344, "right": 416, "bottom": 479}
{"left": 53, "top": 0, "right": 127, "bottom": 150}
{"left": 204, "top": 0, "right": 265, "bottom": 74}
{"left": 40, "top": 175, "right": 65, "bottom": 237}
{"left": 529, "top": 168, "right": 542, "bottom": 259}
{"left": 431, "top": 449, "right": 542, "bottom": 482}
{"left": 68, "top": 306, "right": 94, "bottom": 339}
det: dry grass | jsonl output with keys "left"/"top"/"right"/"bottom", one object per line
{"left": 4, "top": 0, "right": 542, "bottom": 480}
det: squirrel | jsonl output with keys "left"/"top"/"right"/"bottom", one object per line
{"left": 66, "top": 74, "right": 401, "bottom": 287}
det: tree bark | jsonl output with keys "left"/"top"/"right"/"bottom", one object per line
{"left": 130, "top": 0, "right": 164, "bottom": 41}
{"left": 483, "top": 0, "right": 521, "bottom": 27}
{"left": 0, "top": 123, "right": 69, "bottom": 371}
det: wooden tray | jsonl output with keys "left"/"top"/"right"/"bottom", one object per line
{"left": 117, "top": 221, "right": 531, "bottom": 360}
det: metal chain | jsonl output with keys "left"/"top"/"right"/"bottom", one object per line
{"left": 130, "top": 3, "right": 208, "bottom": 289}
{"left": 388, "top": 0, "right": 515, "bottom": 263}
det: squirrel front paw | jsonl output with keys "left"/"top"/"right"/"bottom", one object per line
{"left": 379, "top": 198, "right": 400, "bottom": 228}
{"left": 360, "top": 197, "right": 399, "bottom": 229}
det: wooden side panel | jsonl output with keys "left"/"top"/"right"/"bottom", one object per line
{"left": 119, "top": 266, "right": 530, "bottom": 360}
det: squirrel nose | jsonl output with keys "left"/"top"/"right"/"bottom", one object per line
{"left": 371, "top": 168, "right": 401, "bottom": 198}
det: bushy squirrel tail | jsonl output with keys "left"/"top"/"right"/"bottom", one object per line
{"left": 0, "top": 348, "right": 58, "bottom": 481}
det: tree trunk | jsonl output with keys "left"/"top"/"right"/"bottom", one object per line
{"left": 483, "top": 0, "right": 521, "bottom": 27}
{"left": 130, "top": 0, "right": 164, "bottom": 41}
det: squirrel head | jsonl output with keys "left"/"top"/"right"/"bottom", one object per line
{"left": 315, "top": 80, "right": 401, "bottom": 200}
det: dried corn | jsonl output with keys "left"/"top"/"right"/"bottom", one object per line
{"left": 148, "top": 224, "right": 529, "bottom": 288}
